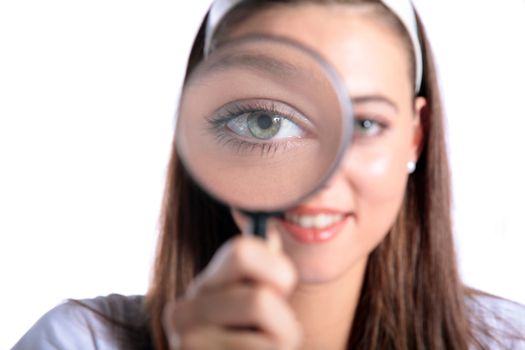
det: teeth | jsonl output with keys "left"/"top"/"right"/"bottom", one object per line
{"left": 285, "top": 213, "right": 344, "bottom": 229}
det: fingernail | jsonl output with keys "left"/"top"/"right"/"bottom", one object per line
{"left": 169, "top": 333, "right": 181, "bottom": 349}
{"left": 267, "top": 231, "right": 282, "bottom": 253}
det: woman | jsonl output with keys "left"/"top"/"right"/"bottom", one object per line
{"left": 13, "top": 0, "right": 525, "bottom": 349}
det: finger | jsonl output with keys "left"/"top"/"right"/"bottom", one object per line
{"left": 171, "top": 285, "right": 302, "bottom": 349}
{"left": 176, "top": 325, "right": 279, "bottom": 350}
{"left": 189, "top": 235, "right": 297, "bottom": 297}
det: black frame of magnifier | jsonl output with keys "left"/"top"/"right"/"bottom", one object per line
{"left": 241, "top": 211, "right": 285, "bottom": 239}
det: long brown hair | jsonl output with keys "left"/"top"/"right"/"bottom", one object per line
{"left": 145, "top": 1, "right": 508, "bottom": 349}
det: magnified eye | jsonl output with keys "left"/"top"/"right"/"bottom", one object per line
{"left": 206, "top": 99, "right": 312, "bottom": 156}
{"left": 226, "top": 111, "right": 304, "bottom": 140}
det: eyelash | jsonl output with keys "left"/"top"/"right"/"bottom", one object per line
{"left": 206, "top": 101, "right": 304, "bottom": 156}
{"left": 207, "top": 101, "right": 387, "bottom": 156}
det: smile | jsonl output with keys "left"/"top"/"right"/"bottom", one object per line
{"left": 279, "top": 208, "right": 352, "bottom": 244}
{"left": 284, "top": 212, "right": 345, "bottom": 229}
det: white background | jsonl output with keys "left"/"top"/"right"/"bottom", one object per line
{"left": 1, "top": 1, "right": 524, "bottom": 348}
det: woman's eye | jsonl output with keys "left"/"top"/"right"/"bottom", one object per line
{"left": 354, "top": 118, "right": 384, "bottom": 137}
{"left": 206, "top": 100, "right": 314, "bottom": 156}
{"left": 226, "top": 111, "right": 305, "bottom": 140}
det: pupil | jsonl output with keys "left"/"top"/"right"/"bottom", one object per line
{"left": 246, "top": 112, "right": 282, "bottom": 140}
{"left": 257, "top": 114, "right": 273, "bottom": 129}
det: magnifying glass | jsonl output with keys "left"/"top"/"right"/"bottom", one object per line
{"left": 175, "top": 35, "right": 353, "bottom": 238}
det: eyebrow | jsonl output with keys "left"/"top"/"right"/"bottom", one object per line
{"left": 352, "top": 95, "right": 399, "bottom": 113}
{"left": 202, "top": 55, "right": 400, "bottom": 113}
{"left": 205, "top": 53, "right": 301, "bottom": 79}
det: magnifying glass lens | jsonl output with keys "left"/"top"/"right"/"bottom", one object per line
{"left": 176, "top": 36, "right": 352, "bottom": 214}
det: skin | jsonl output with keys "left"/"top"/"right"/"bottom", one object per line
{"left": 165, "top": 3, "right": 426, "bottom": 349}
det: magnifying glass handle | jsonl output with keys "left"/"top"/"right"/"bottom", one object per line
{"left": 250, "top": 213, "right": 268, "bottom": 239}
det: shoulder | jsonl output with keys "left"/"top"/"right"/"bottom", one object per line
{"left": 12, "top": 294, "right": 146, "bottom": 350}
{"left": 466, "top": 292, "right": 525, "bottom": 349}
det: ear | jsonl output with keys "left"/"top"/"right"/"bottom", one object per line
{"left": 411, "top": 96, "right": 427, "bottom": 162}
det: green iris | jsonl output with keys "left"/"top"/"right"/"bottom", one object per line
{"left": 247, "top": 112, "right": 282, "bottom": 140}
{"left": 354, "top": 119, "right": 380, "bottom": 136}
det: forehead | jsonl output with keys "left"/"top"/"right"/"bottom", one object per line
{"left": 225, "top": 3, "right": 412, "bottom": 101}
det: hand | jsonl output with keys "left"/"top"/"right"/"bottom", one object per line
{"left": 162, "top": 232, "right": 301, "bottom": 349}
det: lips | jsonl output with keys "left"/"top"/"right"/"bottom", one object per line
{"left": 278, "top": 207, "right": 352, "bottom": 244}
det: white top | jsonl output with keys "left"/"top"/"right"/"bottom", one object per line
{"left": 12, "top": 293, "right": 525, "bottom": 349}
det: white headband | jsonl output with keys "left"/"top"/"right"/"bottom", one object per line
{"left": 204, "top": 0, "right": 423, "bottom": 93}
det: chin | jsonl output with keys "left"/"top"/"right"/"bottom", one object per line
{"left": 296, "top": 263, "right": 350, "bottom": 284}
{"left": 278, "top": 230, "right": 368, "bottom": 286}
{"left": 289, "top": 247, "right": 367, "bottom": 285}
{"left": 274, "top": 216, "right": 381, "bottom": 286}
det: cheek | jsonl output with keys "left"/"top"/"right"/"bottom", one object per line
{"left": 354, "top": 147, "right": 407, "bottom": 196}
{"left": 347, "top": 140, "right": 409, "bottom": 235}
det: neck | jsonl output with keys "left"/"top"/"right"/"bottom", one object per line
{"left": 289, "top": 258, "right": 367, "bottom": 350}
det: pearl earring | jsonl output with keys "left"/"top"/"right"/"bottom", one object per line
{"left": 407, "top": 161, "right": 416, "bottom": 174}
